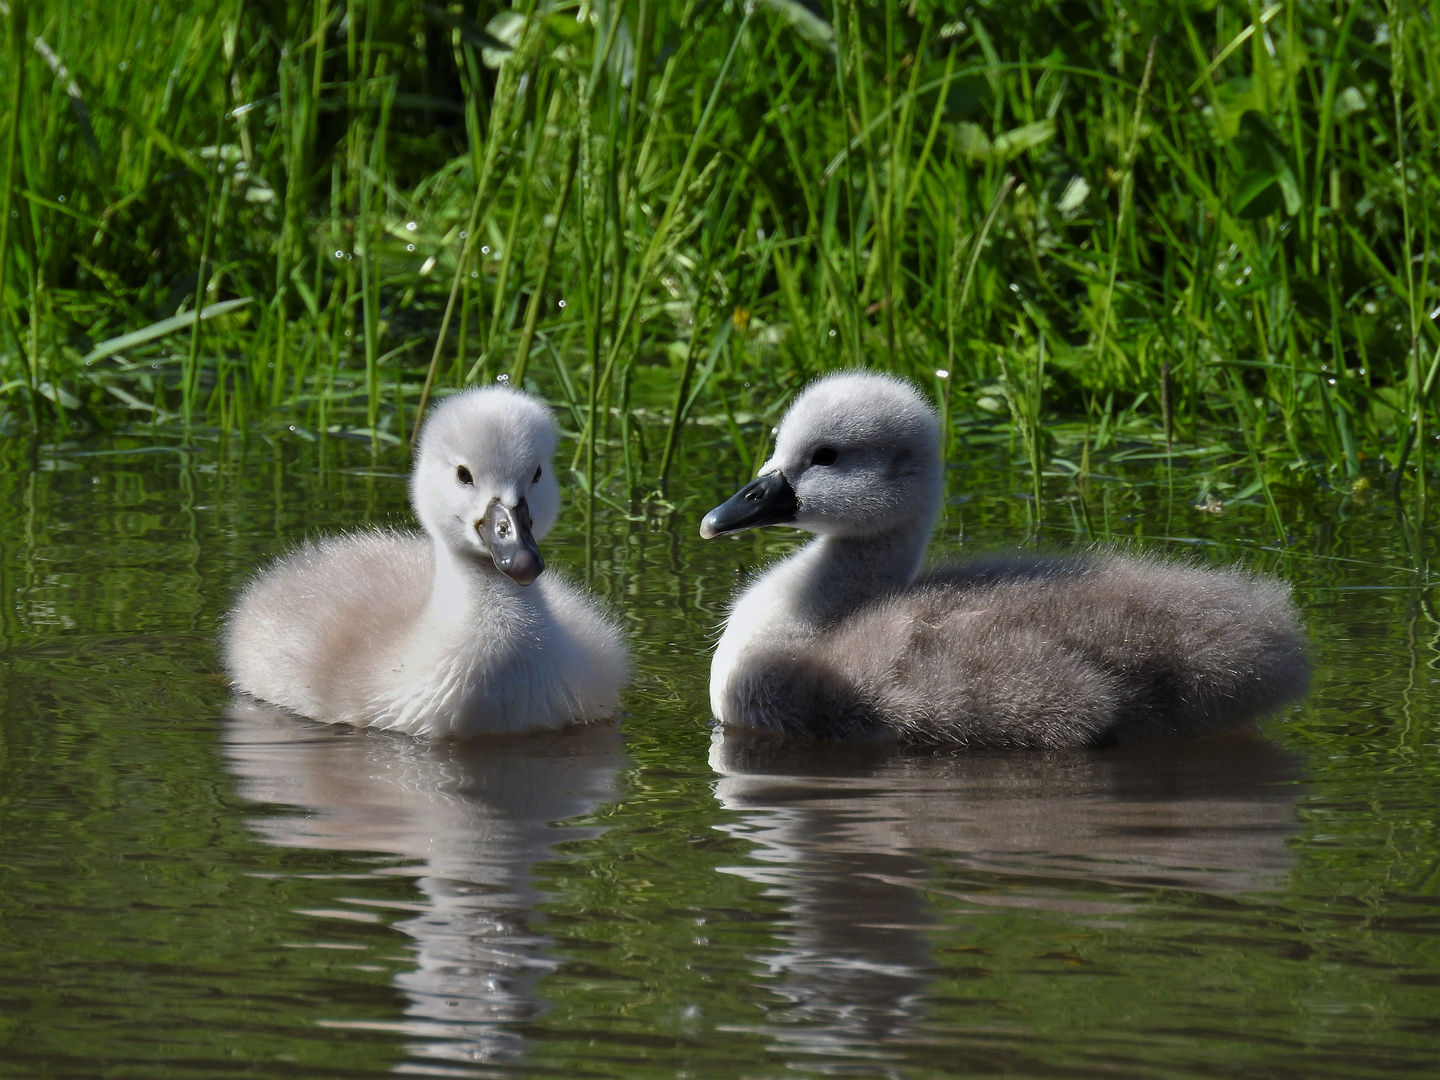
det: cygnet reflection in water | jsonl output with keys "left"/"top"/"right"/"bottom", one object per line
{"left": 708, "top": 730, "right": 1304, "bottom": 1052}
{"left": 223, "top": 699, "right": 625, "bottom": 1068}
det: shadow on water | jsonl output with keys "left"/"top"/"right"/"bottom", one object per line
{"left": 222, "top": 701, "right": 626, "bottom": 1070}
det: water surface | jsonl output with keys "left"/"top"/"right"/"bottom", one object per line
{"left": 1, "top": 427, "right": 1436, "bottom": 1078}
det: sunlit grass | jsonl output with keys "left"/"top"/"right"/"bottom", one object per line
{"left": 2, "top": 0, "right": 1438, "bottom": 511}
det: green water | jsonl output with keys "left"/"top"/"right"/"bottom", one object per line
{"left": 1, "top": 428, "right": 1437, "bottom": 1079}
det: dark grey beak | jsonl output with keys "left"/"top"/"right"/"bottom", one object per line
{"left": 700, "top": 472, "right": 799, "bottom": 539}
{"left": 478, "top": 498, "right": 544, "bottom": 585}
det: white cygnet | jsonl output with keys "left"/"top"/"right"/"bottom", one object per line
{"left": 700, "top": 371, "right": 1309, "bottom": 748}
{"left": 224, "top": 386, "right": 628, "bottom": 736}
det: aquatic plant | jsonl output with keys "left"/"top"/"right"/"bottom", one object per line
{"left": 2, "top": 0, "right": 1437, "bottom": 508}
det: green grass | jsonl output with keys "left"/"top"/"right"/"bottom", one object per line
{"left": 3, "top": 0, "right": 1439, "bottom": 507}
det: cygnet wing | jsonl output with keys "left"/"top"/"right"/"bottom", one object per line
{"left": 224, "top": 529, "right": 432, "bottom": 720}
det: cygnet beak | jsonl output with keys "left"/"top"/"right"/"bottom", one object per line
{"left": 700, "top": 472, "right": 799, "bottom": 539}
{"left": 477, "top": 498, "right": 544, "bottom": 585}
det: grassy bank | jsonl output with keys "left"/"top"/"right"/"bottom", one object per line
{"left": 2, "top": 0, "right": 1438, "bottom": 506}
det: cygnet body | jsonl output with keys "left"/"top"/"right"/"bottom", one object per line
{"left": 224, "top": 387, "right": 627, "bottom": 737}
{"left": 701, "top": 372, "right": 1309, "bottom": 748}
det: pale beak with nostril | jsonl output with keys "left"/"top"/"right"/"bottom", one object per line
{"left": 475, "top": 497, "right": 544, "bottom": 585}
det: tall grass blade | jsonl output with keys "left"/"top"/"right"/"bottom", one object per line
{"left": 81, "top": 299, "right": 254, "bottom": 365}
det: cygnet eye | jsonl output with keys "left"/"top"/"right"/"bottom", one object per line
{"left": 532, "top": 466, "right": 542, "bottom": 483}
{"left": 456, "top": 465, "right": 473, "bottom": 485}
{"left": 810, "top": 446, "right": 838, "bottom": 467}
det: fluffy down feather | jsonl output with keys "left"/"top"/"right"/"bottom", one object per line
{"left": 224, "top": 387, "right": 627, "bottom": 736}
{"left": 703, "top": 374, "right": 1308, "bottom": 748}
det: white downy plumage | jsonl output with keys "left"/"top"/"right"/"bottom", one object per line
{"left": 224, "top": 386, "right": 627, "bottom": 736}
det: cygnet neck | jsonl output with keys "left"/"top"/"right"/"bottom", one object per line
{"left": 429, "top": 534, "right": 508, "bottom": 618}
{"left": 785, "top": 485, "right": 940, "bottom": 628}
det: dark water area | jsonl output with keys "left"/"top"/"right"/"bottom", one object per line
{"left": 1, "top": 425, "right": 1437, "bottom": 1079}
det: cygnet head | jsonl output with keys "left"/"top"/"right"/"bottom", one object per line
{"left": 410, "top": 386, "right": 561, "bottom": 584}
{"left": 701, "top": 371, "right": 942, "bottom": 540}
